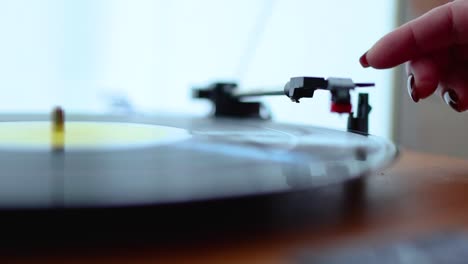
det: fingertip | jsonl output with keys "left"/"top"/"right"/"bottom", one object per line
{"left": 413, "top": 77, "right": 439, "bottom": 100}
{"left": 408, "top": 57, "right": 441, "bottom": 99}
{"left": 407, "top": 74, "right": 419, "bottom": 103}
{"left": 442, "top": 89, "right": 463, "bottom": 112}
{"left": 439, "top": 70, "right": 468, "bottom": 112}
{"left": 364, "top": 30, "right": 414, "bottom": 69}
{"left": 364, "top": 44, "right": 402, "bottom": 69}
{"left": 359, "top": 52, "right": 370, "bottom": 68}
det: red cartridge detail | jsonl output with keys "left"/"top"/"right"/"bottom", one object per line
{"left": 330, "top": 103, "right": 352, "bottom": 113}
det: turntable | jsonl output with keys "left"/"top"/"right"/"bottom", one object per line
{"left": 0, "top": 76, "right": 397, "bottom": 246}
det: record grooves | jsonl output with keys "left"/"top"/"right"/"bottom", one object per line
{"left": 0, "top": 114, "right": 396, "bottom": 209}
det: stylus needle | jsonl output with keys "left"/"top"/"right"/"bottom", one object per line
{"left": 51, "top": 106, "right": 65, "bottom": 152}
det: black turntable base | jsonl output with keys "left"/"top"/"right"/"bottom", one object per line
{"left": 0, "top": 113, "right": 396, "bottom": 248}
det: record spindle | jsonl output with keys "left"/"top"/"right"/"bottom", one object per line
{"left": 51, "top": 106, "right": 65, "bottom": 152}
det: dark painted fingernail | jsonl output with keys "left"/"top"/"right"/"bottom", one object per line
{"left": 407, "top": 74, "right": 419, "bottom": 103}
{"left": 443, "top": 89, "right": 461, "bottom": 112}
{"left": 359, "top": 52, "right": 370, "bottom": 68}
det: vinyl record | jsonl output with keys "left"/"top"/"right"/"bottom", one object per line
{"left": 0, "top": 114, "right": 397, "bottom": 209}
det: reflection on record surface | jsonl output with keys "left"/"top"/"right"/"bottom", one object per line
{"left": 0, "top": 114, "right": 397, "bottom": 209}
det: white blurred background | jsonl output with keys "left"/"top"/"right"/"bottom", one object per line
{"left": 0, "top": 0, "right": 396, "bottom": 138}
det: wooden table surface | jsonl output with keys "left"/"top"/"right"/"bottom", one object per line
{"left": 5, "top": 150, "right": 468, "bottom": 263}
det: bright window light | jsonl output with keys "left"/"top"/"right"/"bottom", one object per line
{"left": 0, "top": 0, "right": 396, "bottom": 138}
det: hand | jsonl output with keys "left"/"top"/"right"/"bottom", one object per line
{"left": 360, "top": 0, "right": 468, "bottom": 112}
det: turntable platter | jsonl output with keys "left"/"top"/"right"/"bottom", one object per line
{"left": 0, "top": 114, "right": 397, "bottom": 209}
{"left": 0, "top": 121, "right": 190, "bottom": 150}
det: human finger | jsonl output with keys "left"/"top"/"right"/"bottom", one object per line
{"left": 360, "top": 1, "right": 468, "bottom": 69}
{"left": 407, "top": 56, "right": 442, "bottom": 102}
{"left": 438, "top": 65, "right": 468, "bottom": 112}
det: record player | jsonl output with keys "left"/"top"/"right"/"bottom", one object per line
{"left": 0, "top": 76, "right": 397, "bottom": 246}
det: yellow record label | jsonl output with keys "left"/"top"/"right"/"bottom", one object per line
{"left": 0, "top": 122, "right": 191, "bottom": 151}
